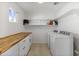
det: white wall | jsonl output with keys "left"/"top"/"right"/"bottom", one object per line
{"left": 0, "top": 2, "right": 26, "bottom": 37}
{"left": 24, "top": 11, "right": 55, "bottom": 43}
{"left": 24, "top": 25, "right": 50, "bottom": 43}
{"left": 0, "top": 3, "right": 8, "bottom": 37}
{"left": 58, "top": 13, "right": 79, "bottom": 33}
{"left": 57, "top": 2, "right": 79, "bottom": 52}
{"left": 56, "top": 2, "right": 79, "bottom": 18}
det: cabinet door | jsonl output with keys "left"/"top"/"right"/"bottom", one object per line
{"left": 17, "top": 34, "right": 32, "bottom": 56}
{"left": 24, "top": 37, "right": 30, "bottom": 55}
{"left": 18, "top": 35, "right": 32, "bottom": 56}
{"left": 25, "top": 35, "right": 32, "bottom": 55}
{"left": 18, "top": 39, "right": 26, "bottom": 56}
{"left": 28, "top": 34, "right": 32, "bottom": 45}
{"left": 1, "top": 44, "right": 18, "bottom": 56}
{"left": 19, "top": 45, "right": 26, "bottom": 56}
{"left": 54, "top": 37, "right": 73, "bottom": 56}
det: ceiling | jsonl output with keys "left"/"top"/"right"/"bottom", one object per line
{"left": 17, "top": 2, "right": 68, "bottom": 14}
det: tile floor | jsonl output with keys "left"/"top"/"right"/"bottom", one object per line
{"left": 28, "top": 43, "right": 51, "bottom": 56}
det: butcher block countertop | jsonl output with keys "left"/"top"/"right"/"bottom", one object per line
{"left": 0, "top": 32, "right": 32, "bottom": 54}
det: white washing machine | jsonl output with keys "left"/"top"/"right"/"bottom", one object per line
{"left": 49, "top": 31, "right": 73, "bottom": 56}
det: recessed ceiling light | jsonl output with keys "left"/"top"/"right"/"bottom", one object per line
{"left": 37, "top": 2, "right": 44, "bottom": 4}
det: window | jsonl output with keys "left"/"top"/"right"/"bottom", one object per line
{"left": 9, "top": 8, "right": 16, "bottom": 22}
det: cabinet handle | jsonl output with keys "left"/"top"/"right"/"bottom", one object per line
{"left": 29, "top": 39, "right": 31, "bottom": 42}
{"left": 23, "top": 46, "right": 25, "bottom": 49}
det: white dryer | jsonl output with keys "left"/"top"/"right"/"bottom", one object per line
{"left": 49, "top": 31, "right": 73, "bottom": 56}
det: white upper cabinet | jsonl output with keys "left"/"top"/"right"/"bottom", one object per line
{"left": 29, "top": 19, "right": 48, "bottom": 25}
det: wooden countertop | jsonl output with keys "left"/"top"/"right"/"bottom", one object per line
{"left": 0, "top": 32, "right": 32, "bottom": 54}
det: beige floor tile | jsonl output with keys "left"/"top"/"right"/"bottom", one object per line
{"left": 28, "top": 43, "right": 51, "bottom": 56}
